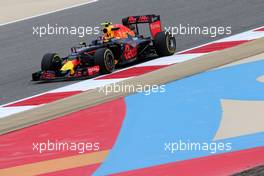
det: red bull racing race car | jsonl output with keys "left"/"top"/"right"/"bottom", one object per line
{"left": 32, "top": 14, "right": 176, "bottom": 81}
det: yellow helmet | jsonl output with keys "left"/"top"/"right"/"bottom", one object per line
{"left": 101, "top": 22, "right": 114, "bottom": 40}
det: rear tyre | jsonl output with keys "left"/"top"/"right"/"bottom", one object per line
{"left": 95, "top": 48, "right": 115, "bottom": 74}
{"left": 41, "top": 53, "right": 62, "bottom": 71}
{"left": 154, "top": 31, "right": 176, "bottom": 57}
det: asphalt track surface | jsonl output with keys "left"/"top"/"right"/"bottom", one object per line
{"left": 233, "top": 166, "right": 264, "bottom": 176}
{"left": 1, "top": 0, "right": 264, "bottom": 105}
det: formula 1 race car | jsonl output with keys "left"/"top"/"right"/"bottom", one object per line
{"left": 32, "top": 14, "right": 176, "bottom": 81}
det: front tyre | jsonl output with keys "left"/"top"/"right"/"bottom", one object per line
{"left": 95, "top": 48, "right": 115, "bottom": 74}
{"left": 154, "top": 31, "right": 176, "bottom": 57}
{"left": 41, "top": 53, "right": 62, "bottom": 71}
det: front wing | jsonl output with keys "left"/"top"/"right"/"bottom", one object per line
{"left": 32, "top": 65, "right": 100, "bottom": 82}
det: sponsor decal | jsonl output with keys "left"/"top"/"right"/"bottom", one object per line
{"left": 128, "top": 16, "right": 137, "bottom": 24}
{"left": 124, "top": 44, "right": 137, "bottom": 60}
{"left": 87, "top": 65, "right": 100, "bottom": 75}
{"left": 150, "top": 20, "right": 162, "bottom": 37}
{"left": 138, "top": 15, "right": 149, "bottom": 23}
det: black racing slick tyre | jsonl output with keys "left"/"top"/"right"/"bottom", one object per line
{"left": 95, "top": 48, "right": 115, "bottom": 74}
{"left": 154, "top": 31, "right": 176, "bottom": 57}
{"left": 41, "top": 53, "right": 62, "bottom": 71}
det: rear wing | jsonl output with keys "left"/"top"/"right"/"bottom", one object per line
{"left": 122, "top": 14, "right": 162, "bottom": 38}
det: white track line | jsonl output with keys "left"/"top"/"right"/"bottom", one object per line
{"left": 1, "top": 25, "right": 263, "bottom": 106}
{"left": 0, "top": 25, "right": 263, "bottom": 118}
{"left": 0, "top": 0, "right": 98, "bottom": 27}
{"left": 0, "top": 106, "right": 36, "bottom": 118}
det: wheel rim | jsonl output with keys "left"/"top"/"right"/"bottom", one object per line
{"left": 105, "top": 51, "right": 115, "bottom": 71}
{"left": 52, "top": 56, "right": 62, "bottom": 70}
{"left": 167, "top": 35, "right": 176, "bottom": 53}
